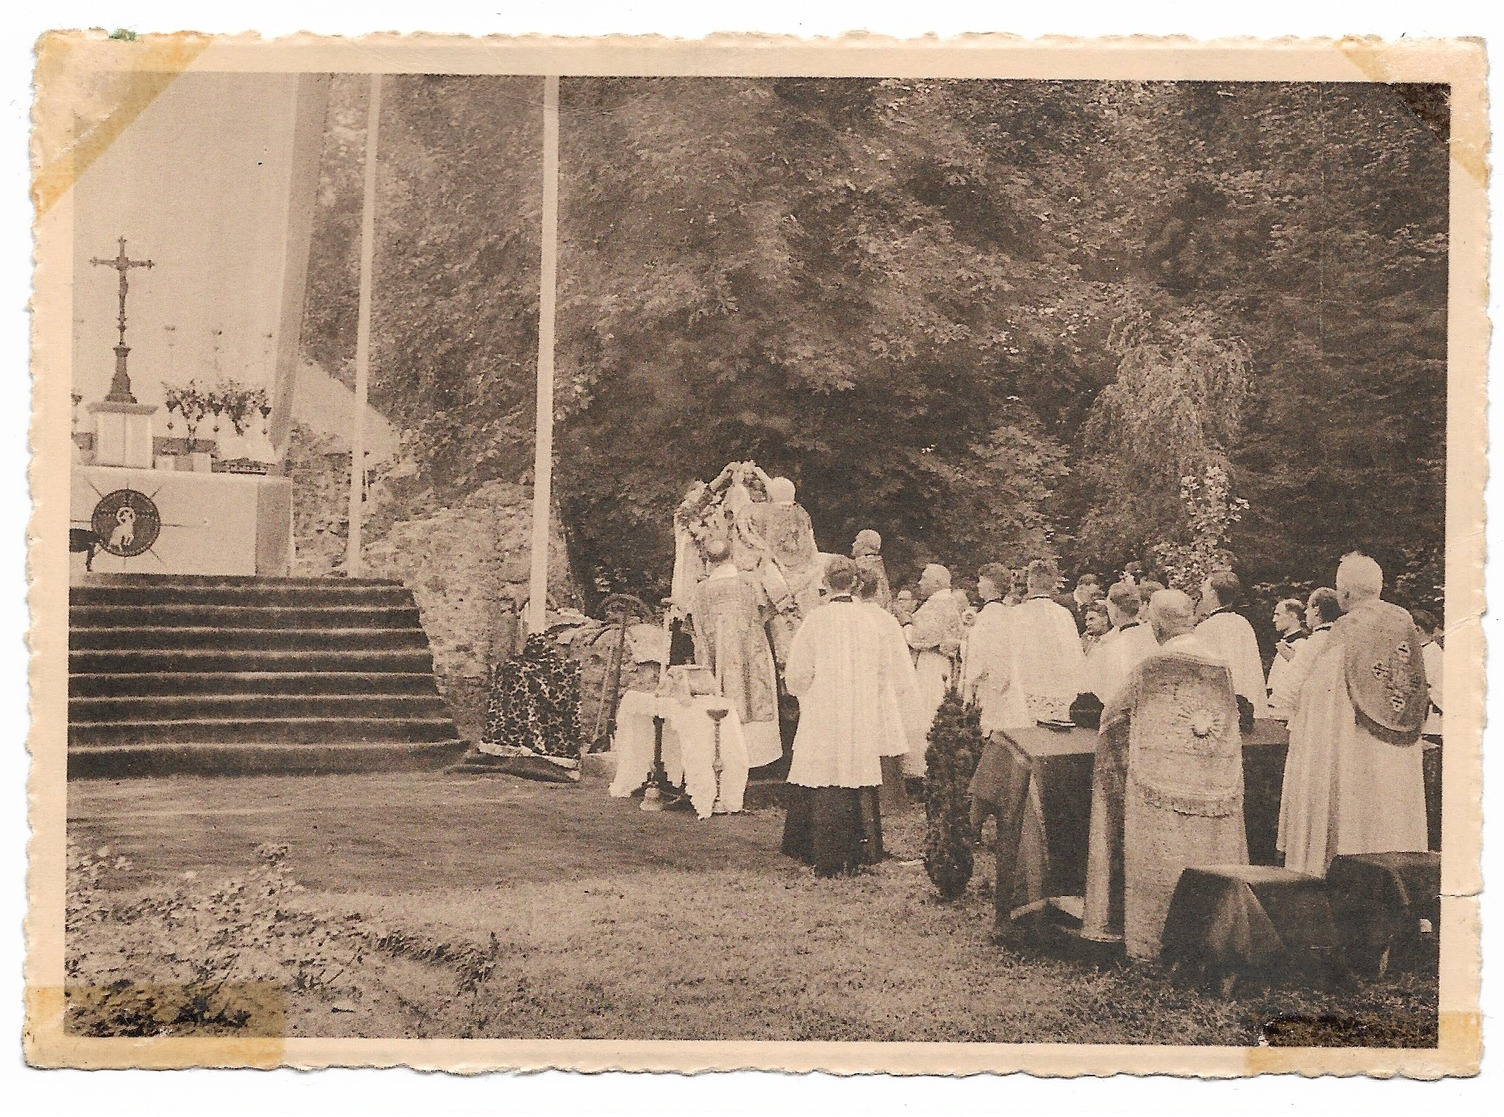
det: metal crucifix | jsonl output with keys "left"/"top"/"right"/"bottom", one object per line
{"left": 90, "top": 236, "right": 155, "bottom": 403}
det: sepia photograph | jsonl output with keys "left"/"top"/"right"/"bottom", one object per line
{"left": 22, "top": 29, "right": 1486, "bottom": 1079}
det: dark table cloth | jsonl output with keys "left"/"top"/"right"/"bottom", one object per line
{"left": 978, "top": 720, "right": 1289, "bottom": 929}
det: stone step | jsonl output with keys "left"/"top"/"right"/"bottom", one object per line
{"left": 70, "top": 603, "right": 424, "bottom": 630}
{"left": 70, "top": 625, "right": 430, "bottom": 652}
{"left": 69, "top": 647, "right": 436, "bottom": 675}
{"left": 69, "top": 715, "right": 462, "bottom": 747}
{"left": 68, "top": 739, "right": 468, "bottom": 779}
{"left": 69, "top": 670, "right": 443, "bottom": 698}
{"left": 71, "top": 581, "right": 412, "bottom": 609}
{"left": 78, "top": 573, "right": 404, "bottom": 589}
{"left": 69, "top": 693, "right": 452, "bottom": 722}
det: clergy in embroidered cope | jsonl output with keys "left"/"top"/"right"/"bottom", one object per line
{"left": 1082, "top": 589, "right": 1247, "bottom": 958}
{"left": 1277, "top": 555, "right": 1429, "bottom": 876}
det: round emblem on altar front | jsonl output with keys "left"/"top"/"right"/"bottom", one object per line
{"left": 90, "top": 489, "right": 161, "bottom": 558}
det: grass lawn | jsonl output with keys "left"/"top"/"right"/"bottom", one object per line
{"left": 65, "top": 770, "right": 1438, "bottom": 1046}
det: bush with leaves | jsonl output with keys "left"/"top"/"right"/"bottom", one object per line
{"left": 922, "top": 686, "right": 985, "bottom": 901}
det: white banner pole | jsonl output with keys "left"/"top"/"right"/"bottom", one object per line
{"left": 346, "top": 74, "right": 382, "bottom": 578}
{"left": 528, "top": 76, "right": 560, "bottom": 636}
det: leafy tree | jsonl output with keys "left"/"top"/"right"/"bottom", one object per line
{"left": 297, "top": 78, "right": 1448, "bottom": 613}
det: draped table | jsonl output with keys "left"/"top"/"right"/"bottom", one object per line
{"left": 607, "top": 690, "right": 750, "bottom": 819}
{"left": 978, "top": 719, "right": 1291, "bottom": 932}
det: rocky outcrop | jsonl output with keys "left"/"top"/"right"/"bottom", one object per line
{"left": 361, "top": 479, "right": 580, "bottom": 740}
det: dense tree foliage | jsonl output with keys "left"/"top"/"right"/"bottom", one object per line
{"left": 301, "top": 77, "right": 1448, "bottom": 611}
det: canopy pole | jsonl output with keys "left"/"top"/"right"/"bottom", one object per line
{"left": 346, "top": 74, "right": 382, "bottom": 577}
{"left": 527, "top": 75, "right": 560, "bottom": 635}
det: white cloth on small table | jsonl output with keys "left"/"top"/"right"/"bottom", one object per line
{"left": 608, "top": 689, "right": 750, "bottom": 818}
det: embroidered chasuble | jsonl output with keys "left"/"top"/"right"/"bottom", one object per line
{"left": 1278, "top": 598, "right": 1429, "bottom": 875}
{"left": 1082, "top": 634, "right": 1247, "bottom": 957}
{"left": 691, "top": 569, "right": 784, "bottom": 767}
{"left": 743, "top": 499, "right": 823, "bottom": 616}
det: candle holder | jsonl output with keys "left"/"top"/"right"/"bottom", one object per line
{"left": 706, "top": 705, "right": 729, "bottom": 814}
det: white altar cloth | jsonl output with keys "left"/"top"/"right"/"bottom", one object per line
{"left": 608, "top": 690, "right": 750, "bottom": 818}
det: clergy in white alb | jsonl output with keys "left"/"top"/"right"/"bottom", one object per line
{"left": 1082, "top": 581, "right": 1161, "bottom": 709}
{"left": 1268, "top": 587, "right": 1341, "bottom": 720}
{"left": 1277, "top": 555, "right": 1430, "bottom": 877}
{"left": 1194, "top": 570, "right": 1269, "bottom": 720}
{"left": 960, "top": 564, "right": 1029, "bottom": 734}
{"left": 1264, "top": 597, "right": 1309, "bottom": 713}
{"left": 902, "top": 563, "right": 965, "bottom": 776}
{"left": 1007, "top": 559, "right": 1085, "bottom": 723}
{"left": 781, "top": 558, "right": 890, "bottom": 875}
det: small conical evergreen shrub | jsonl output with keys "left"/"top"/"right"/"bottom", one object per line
{"left": 923, "top": 685, "right": 985, "bottom": 900}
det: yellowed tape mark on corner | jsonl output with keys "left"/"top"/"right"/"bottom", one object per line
{"left": 1242, "top": 1010, "right": 1481, "bottom": 1078}
{"left": 1335, "top": 37, "right": 1488, "bottom": 192}
{"left": 25, "top": 984, "right": 286, "bottom": 1070}
{"left": 32, "top": 32, "right": 213, "bottom": 218}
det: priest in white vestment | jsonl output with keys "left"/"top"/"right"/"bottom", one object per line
{"left": 1007, "top": 559, "right": 1085, "bottom": 723}
{"left": 781, "top": 557, "right": 890, "bottom": 875}
{"left": 902, "top": 563, "right": 965, "bottom": 777}
{"left": 1264, "top": 598, "right": 1309, "bottom": 713}
{"left": 1268, "top": 587, "right": 1341, "bottom": 719}
{"left": 1277, "top": 555, "right": 1430, "bottom": 876}
{"left": 1194, "top": 570, "right": 1269, "bottom": 720}
{"left": 1083, "top": 581, "right": 1161, "bottom": 708}
{"left": 960, "top": 564, "right": 1029, "bottom": 734}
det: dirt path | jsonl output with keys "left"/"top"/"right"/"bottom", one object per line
{"left": 68, "top": 771, "right": 790, "bottom": 894}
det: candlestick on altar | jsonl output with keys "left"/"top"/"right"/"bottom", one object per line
{"left": 640, "top": 714, "right": 670, "bottom": 812}
{"left": 706, "top": 705, "right": 729, "bottom": 815}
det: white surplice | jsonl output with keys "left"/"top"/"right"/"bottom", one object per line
{"left": 960, "top": 600, "right": 1030, "bottom": 733}
{"left": 1195, "top": 610, "right": 1269, "bottom": 718}
{"left": 903, "top": 587, "right": 965, "bottom": 776}
{"left": 862, "top": 601, "right": 928, "bottom": 759}
{"left": 1083, "top": 622, "right": 1161, "bottom": 709}
{"left": 1007, "top": 595, "right": 1085, "bottom": 722}
{"left": 1269, "top": 625, "right": 1332, "bottom": 720}
{"left": 785, "top": 598, "right": 889, "bottom": 789}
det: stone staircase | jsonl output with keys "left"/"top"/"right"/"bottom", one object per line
{"left": 68, "top": 573, "right": 466, "bottom": 778}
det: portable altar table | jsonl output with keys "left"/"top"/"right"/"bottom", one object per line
{"left": 608, "top": 689, "right": 750, "bottom": 819}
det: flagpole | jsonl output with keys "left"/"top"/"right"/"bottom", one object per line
{"left": 347, "top": 74, "right": 382, "bottom": 578}
{"left": 528, "top": 76, "right": 560, "bottom": 636}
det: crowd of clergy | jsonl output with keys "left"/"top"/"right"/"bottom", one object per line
{"left": 666, "top": 463, "right": 1442, "bottom": 953}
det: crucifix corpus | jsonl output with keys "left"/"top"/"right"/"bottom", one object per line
{"left": 90, "top": 236, "right": 155, "bottom": 404}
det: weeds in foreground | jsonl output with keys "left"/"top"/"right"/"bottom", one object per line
{"left": 65, "top": 841, "right": 363, "bottom": 1036}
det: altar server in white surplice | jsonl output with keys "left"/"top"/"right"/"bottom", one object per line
{"left": 1269, "top": 587, "right": 1342, "bottom": 720}
{"left": 1008, "top": 559, "right": 1085, "bottom": 723}
{"left": 1084, "top": 581, "right": 1161, "bottom": 708}
{"left": 961, "top": 563, "right": 1029, "bottom": 734}
{"left": 1194, "top": 570, "right": 1269, "bottom": 720}
{"left": 1277, "top": 555, "right": 1430, "bottom": 876}
{"left": 781, "top": 558, "right": 890, "bottom": 875}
